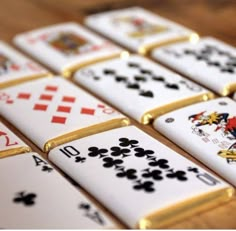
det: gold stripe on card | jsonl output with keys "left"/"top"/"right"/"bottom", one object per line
{"left": 44, "top": 118, "right": 130, "bottom": 153}
{"left": 141, "top": 91, "right": 215, "bottom": 125}
{"left": 221, "top": 83, "right": 236, "bottom": 96}
{"left": 137, "top": 186, "right": 234, "bottom": 229}
{"left": 0, "top": 146, "right": 32, "bottom": 159}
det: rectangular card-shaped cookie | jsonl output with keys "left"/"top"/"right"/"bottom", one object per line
{"left": 152, "top": 37, "right": 236, "bottom": 96}
{"left": 49, "top": 126, "right": 233, "bottom": 229}
{"left": 0, "top": 41, "right": 49, "bottom": 88}
{"left": 0, "top": 152, "right": 115, "bottom": 228}
{"left": 14, "top": 22, "right": 125, "bottom": 77}
{"left": 85, "top": 7, "right": 197, "bottom": 54}
{"left": 0, "top": 77, "right": 129, "bottom": 152}
{"left": 74, "top": 54, "right": 214, "bottom": 124}
{"left": 154, "top": 97, "right": 236, "bottom": 186}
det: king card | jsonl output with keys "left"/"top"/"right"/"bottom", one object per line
{"left": 152, "top": 37, "right": 236, "bottom": 96}
{"left": 85, "top": 7, "right": 197, "bottom": 54}
{"left": 74, "top": 54, "right": 214, "bottom": 124}
{"left": 154, "top": 97, "right": 236, "bottom": 186}
{"left": 49, "top": 126, "right": 233, "bottom": 229}
{"left": 0, "top": 77, "right": 129, "bottom": 152}
{"left": 14, "top": 22, "right": 125, "bottom": 77}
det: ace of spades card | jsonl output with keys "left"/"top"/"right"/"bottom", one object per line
{"left": 85, "top": 7, "right": 196, "bottom": 54}
{"left": 0, "top": 152, "right": 115, "bottom": 228}
{"left": 154, "top": 97, "right": 236, "bottom": 186}
{"left": 14, "top": 22, "right": 124, "bottom": 77}
{"left": 74, "top": 55, "right": 214, "bottom": 124}
{"left": 0, "top": 77, "right": 129, "bottom": 152}
{"left": 152, "top": 37, "right": 236, "bottom": 96}
{"left": 49, "top": 126, "right": 233, "bottom": 229}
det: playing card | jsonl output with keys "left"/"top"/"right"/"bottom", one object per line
{"left": 0, "top": 121, "right": 31, "bottom": 158}
{"left": 154, "top": 97, "right": 236, "bottom": 186}
{"left": 0, "top": 152, "right": 115, "bottom": 228}
{"left": 0, "top": 77, "right": 129, "bottom": 152}
{"left": 74, "top": 54, "right": 214, "bottom": 124}
{"left": 14, "top": 22, "right": 125, "bottom": 77}
{"left": 85, "top": 7, "right": 197, "bottom": 54}
{"left": 152, "top": 37, "right": 236, "bottom": 96}
{"left": 48, "top": 126, "right": 233, "bottom": 229}
{"left": 0, "top": 41, "right": 49, "bottom": 88}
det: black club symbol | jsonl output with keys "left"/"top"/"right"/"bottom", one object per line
{"left": 88, "top": 147, "right": 108, "bottom": 158}
{"left": 42, "top": 165, "right": 53, "bottom": 172}
{"left": 75, "top": 156, "right": 86, "bottom": 163}
{"left": 142, "top": 168, "right": 163, "bottom": 180}
{"left": 187, "top": 167, "right": 199, "bottom": 173}
{"left": 166, "top": 169, "right": 188, "bottom": 181}
{"left": 110, "top": 146, "right": 130, "bottom": 158}
{"left": 79, "top": 202, "right": 91, "bottom": 210}
{"left": 116, "top": 168, "right": 137, "bottom": 180}
{"left": 133, "top": 180, "right": 155, "bottom": 193}
{"left": 13, "top": 191, "right": 37, "bottom": 206}
{"left": 119, "top": 138, "right": 139, "bottom": 148}
{"left": 102, "top": 157, "right": 123, "bottom": 168}
{"left": 148, "top": 158, "right": 170, "bottom": 169}
{"left": 134, "top": 148, "right": 154, "bottom": 158}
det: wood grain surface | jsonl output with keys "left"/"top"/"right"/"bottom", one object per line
{"left": 0, "top": 0, "right": 236, "bottom": 229}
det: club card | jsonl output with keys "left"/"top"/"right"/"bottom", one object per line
{"left": 0, "top": 41, "right": 49, "bottom": 88}
{"left": 152, "top": 37, "right": 236, "bottom": 96}
{"left": 154, "top": 97, "right": 236, "bottom": 186}
{"left": 0, "top": 77, "right": 129, "bottom": 152}
{"left": 85, "top": 7, "right": 197, "bottom": 54}
{"left": 74, "top": 54, "right": 214, "bottom": 124}
{"left": 49, "top": 126, "right": 233, "bottom": 229}
{"left": 0, "top": 121, "right": 31, "bottom": 158}
{"left": 0, "top": 152, "right": 115, "bottom": 228}
{"left": 14, "top": 22, "right": 125, "bottom": 77}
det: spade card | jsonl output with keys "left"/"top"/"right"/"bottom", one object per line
{"left": 152, "top": 37, "right": 236, "bottom": 96}
{"left": 85, "top": 7, "right": 196, "bottom": 54}
{"left": 0, "top": 41, "right": 49, "bottom": 88}
{"left": 14, "top": 22, "right": 123, "bottom": 77}
{"left": 0, "top": 121, "right": 30, "bottom": 158}
{"left": 0, "top": 77, "right": 129, "bottom": 152}
{"left": 154, "top": 97, "right": 236, "bottom": 186}
{"left": 74, "top": 54, "right": 213, "bottom": 124}
{"left": 49, "top": 126, "right": 233, "bottom": 229}
{"left": 0, "top": 152, "right": 115, "bottom": 228}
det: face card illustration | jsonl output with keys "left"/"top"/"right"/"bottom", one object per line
{"left": 152, "top": 37, "right": 236, "bottom": 96}
{"left": 0, "top": 41, "right": 49, "bottom": 88}
{"left": 0, "top": 152, "right": 115, "bottom": 228}
{"left": 154, "top": 97, "right": 236, "bottom": 186}
{"left": 0, "top": 77, "right": 129, "bottom": 152}
{"left": 49, "top": 126, "right": 233, "bottom": 229}
{"left": 0, "top": 122, "right": 31, "bottom": 158}
{"left": 14, "top": 22, "right": 123, "bottom": 77}
{"left": 85, "top": 7, "right": 196, "bottom": 54}
{"left": 74, "top": 55, "right": 213, "bottom": 124}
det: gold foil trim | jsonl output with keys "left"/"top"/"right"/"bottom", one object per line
{"left": 141, "top": 92, "right": 215, "bottom": 124}
{"left": 0, "top": 146, "right": 32, "bottom": 159}
{"left": 221, "top": 82, "right": 236, "bottom": 96}
{"left": 44, "top": 117, "right": 130, "bottom": 153}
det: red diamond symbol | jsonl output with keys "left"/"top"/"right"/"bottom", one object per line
{"left": 51, "top": 116, "right": 66, "bottom": 124}
{"left": 45, "top": 85, "right": 58, "bottom": 92}
{"left": 6, "top": 100, "right": 13, "bottom": 104}
{"left": 62, "top": 96, "right": 76, "bottom": 103}
{"left": 34, "top": 104, "right": 48, "bottom": 111}
{"left": 80, "top": 107, "right": 95, "bottom": 115}
{"left": 40, "top": 94, "right": 53, "bottom": 101}
{"left": 57, "top": 105, "right": 71, "bottom": 113}
{"left": 17, "top": 93, "right": 31, "bottom": 99}
{"left": 97, "top": 104, "right": 105, "bottom": 108}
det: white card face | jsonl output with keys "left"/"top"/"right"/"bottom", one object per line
{"left": 152, "top": 37, "right": 236, "bottom": 96}
{"left": 154, "top": 97, "right": 236, "bottom": 186}
{"left": 0, "top": 152, "right": 115, "bottom": 228}
{"left": 0, "top": 41, "right": 48, "bottom": 87}
{"left": 0, "top": 77, "right": 127, "bottom": 151}
{"left": 85, "top": 7, "right": 195, "bottom": 53}
{"left": 49, "top": 126, "right": 232, "bottom": 229}
{"left": 74, "top": 55, "right": 212, "bottom": 124}
{"left": 14, "top": 22, "right": 122, "bottom": 75}
{"left": 0, "top": 122, "right": 30, "bottom": 157}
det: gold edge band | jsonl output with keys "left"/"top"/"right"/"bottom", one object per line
{"left": 0, "top": 72, "right": 52, "bottom": 89}
{"left": 221, "top": 82, "right": 236, "bottom": 96}
{"left": 44, "top": 117, "right": 130, "bottom": 153}
{"left": 137, "top": 186, "right": 234, "bottom": 229}
{"left": 141, "top": 92, "right": 215, "bottom": 124}
{"left": 62, "top": 51, "right": 128, "bottom": 78}
{"left": 138, "top": 33, "right": 199, "bottom": 55}
{"left": 0, "top": 146, "right": 32, "bottom": 158}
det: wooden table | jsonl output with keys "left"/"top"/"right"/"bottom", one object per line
{"left": 0, "top": 0, "right": 236, "bottom": 228}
